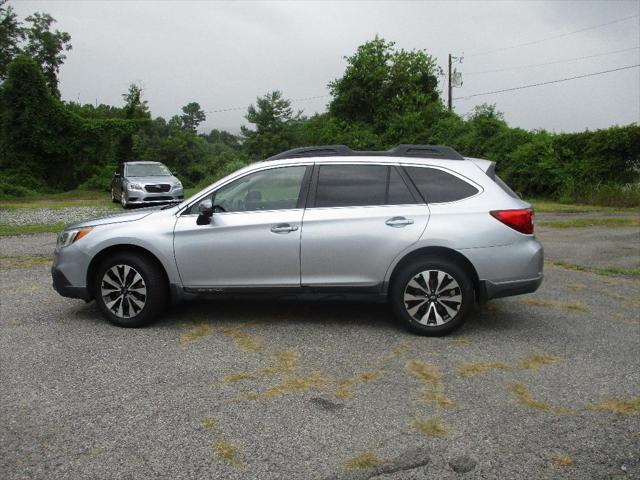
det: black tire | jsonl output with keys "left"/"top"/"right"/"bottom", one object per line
{"left": 111, "top": 189, "right": 118, "bottom": 203}
{"left": 390, "top": 256, "right": 474, "bottom": 336}
{"left": 94, "top": 252, "right": 167, "bottom": 327}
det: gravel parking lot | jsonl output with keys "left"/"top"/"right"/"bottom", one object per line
{"left": 1, "top": 210, "right": 639, "bottom": 479}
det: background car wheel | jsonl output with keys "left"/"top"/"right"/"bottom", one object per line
{"left": 121, "top": 193, "right": 129, "bottom": 209}
{"left": 390, "top": 257, "right": 474, "bottom": 336}
{"left": 94, "top": 252, "right": 167, "bottom": 327}
{"left": 111, "top": 189, "right": 118, "bottom": 203}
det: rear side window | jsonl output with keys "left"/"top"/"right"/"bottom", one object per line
{"left": 314, "top": 165, "right": 415, "bottom": 208}
{"left": 404, "top": 166, "right": 479, "bottom": 203}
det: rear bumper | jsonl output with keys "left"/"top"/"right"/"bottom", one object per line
{"left": 480, "top": 274, "right": 543, "bottom": 302}
{"left": 52, "top": 267, "right": 90, "bottom": 301}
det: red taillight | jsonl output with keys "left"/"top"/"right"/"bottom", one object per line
{"left": 490, "top": 209, "right": 534, "bottom": 234}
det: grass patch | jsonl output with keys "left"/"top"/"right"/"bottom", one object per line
{"left": 520, "top": 354, "right": 561, "bottom": 370}
{"left": 405, "top": 360, "right": 458, "bottom": 408}
{"left": 509, "top": 383, "right": 573, "bottom": 414}
{"left": 334, "top": 371, "right": 382, "bottom": 399}
{"left": 590, "top": 396, "right": 640, "bottom": 415}
{"left": 213, "top": 440, "right": 243, "bottom": 467}
{"left": 450, "top": 337, "right": 471, "bottom": 346}
{"left": 246, "top": 372, "right": 330, "bottom": 399}
{"left": 528, "top": 199, "right": 639, "bottom": 213}
{"left": 221, "top": 325, "right": 262, "bottom": 352}
{"left": 520, "top": 298, "right": 590, "bottom": 312}
{"left": 538, "top": 217, "right": 640, "bottom": 229}
{"left": 547, "top": 260, "right": 640, "bottom": 278}
{"left": 201, "top": 416, "right": 218, "bottom": 431}
{"left": 343, "top": 451, "right": 383, "bottom": 470}
{"left": 549, "top": 452, "right": 573, "bottom": 467}
{"left": 0, "top": 223, "right": 66, "bottom": 236}
{"left": 180, "top": 322, "right": 210, "bottom": 344}
{"left": 0, "top": 255, "right": 51, "bottom": 270}
{"left": 410, "top": 416, "right": 448, "bottom": 437}
{"left": 0, "top": 199, "right": 115, "bottom": 210}
{"left": 458, "top": 362, "right": 510, "bottom": 378}
{"left": 222, "top": 350, "right": 299, "bottom": 383}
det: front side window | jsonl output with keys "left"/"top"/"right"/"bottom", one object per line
{"left": 314, "top": 164, "right": 415, "bottom": 208}
{"left": 404, "top": 166, "right": 479, "bottom": 203}
{"left": 126, "top": 163, "right": 171, "bottom": 177}
{"left": 193, "top": 166, "right": 308, "bottom": 214}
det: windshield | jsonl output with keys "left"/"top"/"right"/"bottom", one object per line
{"left": 126, "top": 163, "right": 171, "bottom": 177}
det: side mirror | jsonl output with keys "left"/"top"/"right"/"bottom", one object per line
{"left": 196, "top": 200, "right": 213, "bottom": 225}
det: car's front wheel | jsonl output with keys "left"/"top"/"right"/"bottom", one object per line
{"left": 94, "top": 252, "right": 167, "bottom": 327}
{"left": 111, "top": 188, "right": 118, "bottom": 203}
{"left": 390, "top": 257, "right": 474, "bottom": 336}
{"left": 120, "top": 193, "right": 129, "bottom": 209}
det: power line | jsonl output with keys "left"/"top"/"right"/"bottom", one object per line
{"left": 454, "top": 64, "right": 640, "bottom": 101}
{"left": 465, "top": 46, "right": 640, "bottom": 75}
{"left": 206, "top": 94, "right": 329, "bottom": 114}
{"left": 467, "top": 14, "right": 639, "bottom": 57}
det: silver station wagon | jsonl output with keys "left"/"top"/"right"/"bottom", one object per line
{"left": 52, "top": 145, "right": 543, "bottom": 335}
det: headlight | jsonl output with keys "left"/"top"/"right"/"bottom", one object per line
{"left": 56, "top": 227, "right": 93, "bottom": 248}
{"left": 127, "top": 182, "right": 144, "bottom": 191}
{"left": 174, "top": 181, "right": 183, "bottom": 189}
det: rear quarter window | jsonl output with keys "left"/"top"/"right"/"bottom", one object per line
{"left": 404, "top": 166, "right": 479, "bottom": 203}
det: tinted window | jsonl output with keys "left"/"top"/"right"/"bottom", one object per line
{"left": 404, "top": 166, "right": 479, "bottom": 203}
{"left": 388, "top": 167, "right": 415, "bottom": 204}
{"left": 193, "top": 166, "right": 307, "bottom": 213}
{"left": 315, "top": 165, "right": 415, "bottom": 208}
{"left": 126, "top": 163, "right": 171, "bottom": 177}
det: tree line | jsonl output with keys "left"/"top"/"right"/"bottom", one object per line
{"left": 1, "top": 3, "right": 638, "bottom": 205}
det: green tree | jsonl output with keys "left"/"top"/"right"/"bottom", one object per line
{"left": 180, "top": 102, "right": 206, "bottom": 132}
{"left": 328, "top": 36, "right": 442, "bottom": 129}
{"left": 21, "top": 12, "right": 71, "bottom": 97}
{"left": 0, "top": 0, "right": 23, "bottom": 81}
{"left": 122, "top": 83, "right": 149, "bottom": 119}
{"left": 241, "top": 91, "right": 302, "bottom": 159}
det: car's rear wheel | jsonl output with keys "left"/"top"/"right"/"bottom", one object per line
{"left": 390, "top": 257, "right": 474, "bottom": 336}
{"left": 94, "top": 252, "right": 167, "bottom": 327}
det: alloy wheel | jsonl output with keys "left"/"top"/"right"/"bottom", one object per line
{"left": 403, "top": 270, "right": 462, "bottom": 326}
{"left": 100, "top": 264, "right": 147, "bottom": 319}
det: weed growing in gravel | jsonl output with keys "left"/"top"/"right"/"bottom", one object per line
{"left": 410, "top": 416, "right": 448, "bottom": 437}
{"left": 222, "top": 350, "right": 299, "bottom": 383}
{"left": 590, "top": 396, "right": 640, "bottom": 415}
{"left": 343, "top": 451, "right": 383, "bottom": 470}
{"left": 180, "top": 322, "right": 210, "bottom": 344}
{"left": 520, "top": 354, "right": 561, "bottom": 370}
{"left": 0, "top": 255, "right": 51, "bottom": 270}
{"left": 539, "top": 217, "right": 640, "bottom": 228}
{"left": 221, "top": 325, "right": 263, "bottom": 352}
{"left": 520, "top": 298, "right": 590, "bottom": 312}
{"left": 509, "top": 383, "right": 573, "bottom": 414}
{"left": 548, "top": 261, "right": 640, "bottom": 278}
{"left": 214, "top": 440, "right": 243, "bottom": 467}
{"left": 245, "top": 372, "right": 331, "bottom": 399}
{"left": 458, "top": 362, "right": 510, "bottom": 378}
{"left": 334, "top": 371, "right": 382, "bottom": 399}
{"left": 450, "top": 337, "right": 471, "bottom": 346}
{"left": 549, "top": 452, "right": 573, "bottom": 467}
{"left": 405, "top": 360, "right": 458, "bottom": 408}
{"left": 201, "top": 417, "right": 244, "bottom": 469}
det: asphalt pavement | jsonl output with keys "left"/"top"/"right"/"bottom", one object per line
{"left": 1, "top": 212, "right": 639, "bottom": 479}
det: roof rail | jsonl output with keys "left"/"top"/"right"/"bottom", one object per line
{"left": 267, "top": 144, "right": 465, "bottom": 161}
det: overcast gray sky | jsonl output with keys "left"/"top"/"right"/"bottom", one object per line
{"left": 12, "top": 0, "right": 640, "bottom": 133}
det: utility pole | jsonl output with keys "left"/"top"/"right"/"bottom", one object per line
{"left": 448, "top": 53, "right": 453, "bottom": 111}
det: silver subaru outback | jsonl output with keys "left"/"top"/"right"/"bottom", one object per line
{"left": 52, "top": 145, "right": 543, "bottom": 335}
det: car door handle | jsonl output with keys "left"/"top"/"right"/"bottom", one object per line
{"left": 270, "top": 224, "right": 299, "bottom": 234}
{"left": 385, "top": 217, "right": 414, "bottom": 227}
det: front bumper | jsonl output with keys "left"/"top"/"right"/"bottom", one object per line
{"left": 124, "top": 186, "right": 184, "bottom": 205}
{"left": 52, "top": 267, "right": 90, "bottom": 301}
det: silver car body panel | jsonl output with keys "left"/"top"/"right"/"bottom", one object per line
{"left": 52, "top": 154, "right": 543, "bottom": 302}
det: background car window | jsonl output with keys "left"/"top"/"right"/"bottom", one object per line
{"left": 206, "top": 166, "right": 307, "bottom": 213}
{"left": 315, "top": 165, "right": 415, "bottom": 208}
{"left": 404, "top": 166, "right": 479, "bottom": 203}
{"left": 126, "top": 163, "right": 171, "bottom": 177}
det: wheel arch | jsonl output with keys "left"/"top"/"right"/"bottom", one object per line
{"left": 86, "top": 244, "right": 170, "bottom": 300}
{"left": 386, "top": 246, "right": 482, "bottom": 303}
